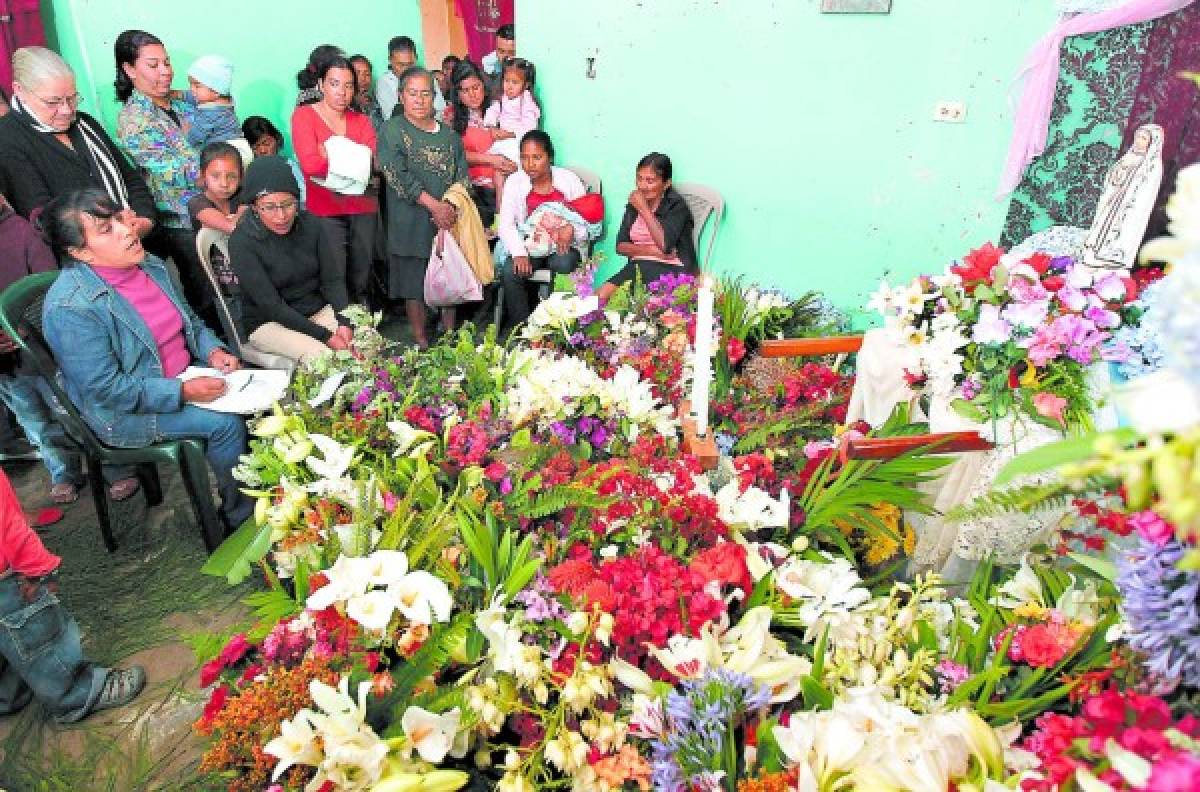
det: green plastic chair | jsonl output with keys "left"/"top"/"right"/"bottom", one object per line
{"left": 0, "top": 271, "right": 225, "bottom": 552}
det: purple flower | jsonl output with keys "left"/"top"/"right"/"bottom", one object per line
{"left": 1057, "top": 285, "right": 1088, "bottom": 312}
{"left": 1116, "top": 537, "right": 1200, "bottom": 687}
{"left": 960, "top": 376, "right": 982, "bottom": 401}
{"left": 1083, "top": 303, "right": 1120, "bottom": 330}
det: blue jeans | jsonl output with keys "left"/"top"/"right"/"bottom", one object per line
{"left": 0, "top": 574, "right": 106, "bottom": 723}
{"left": 0, "top": 375, "right": 82, "bottom": 486}
{"left": 155, "top": 406, "right": 253, "bottom": 527}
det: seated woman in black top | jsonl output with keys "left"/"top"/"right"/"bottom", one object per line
{"left": 227, "top": 156, "right": 353, "bottom": 363}
{"left": 597, "top": 152, "right": 696, "bottom": 301}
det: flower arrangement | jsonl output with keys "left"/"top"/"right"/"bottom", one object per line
{"left": 868, "top": 243, "right": 1139, "bottom": 431}
{"left": 183, "top": 261, "right": 1186, "bottom": 792}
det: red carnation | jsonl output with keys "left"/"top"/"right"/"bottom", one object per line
{"left": 951, "top": 242, "right": 1005, "bottom": 293}
{"left": 1025, "top": 252, "right": 1053, "bottom": 275}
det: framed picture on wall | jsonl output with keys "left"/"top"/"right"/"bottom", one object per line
{"left": 821, "top": 0, "right": 892, "bottom": 12}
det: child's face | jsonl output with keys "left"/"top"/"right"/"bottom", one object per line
{"left": 252, "top": 136, "right": 280, "bottom": 157}
{"left": 202, "top": 156, "right": 241, "bottom": 202}
{"left": 188, "top": 77, "right": 222, "bottom": 103}
{"left": 502, "top": 70, "right": 525, "bottom": 100}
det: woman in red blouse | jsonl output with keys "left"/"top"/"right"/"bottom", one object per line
{"left": 290, "top": 56, "right": 377, "bottom": 305}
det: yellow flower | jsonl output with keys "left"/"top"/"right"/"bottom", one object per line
{"left": 1014, "top": 602, "right": 1049, "bottom": 620}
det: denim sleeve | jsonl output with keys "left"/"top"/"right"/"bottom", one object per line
{"left": 44, "top": 306, "right": 182, "bottom": 415}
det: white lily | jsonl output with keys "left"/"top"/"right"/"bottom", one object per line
{"left": 647, "top": 624, "right": 722, "bottom": 679}
{"left": 714, "top": 480, "right": 790, "bottom": 532}
{"left": 357, "top": 549, "right": 410, "bottom": 588}
{"left": 306, "top": 554, "right": 373, "bottom": 611}
{"left": 401, "top": 706, "right": 463, "bottom": 764}
{"left": 388, "top": 570, "right": 453, "bottom": 625}
{"left": 386, "top": 420, "right": 437, "bottom": 458}
{"left": 991, "top": 554, "right": 1044, "bottom": 609}
{"left": 264, "top": 710, "right": 322, "bottom": 780}
{"left": 609, "top": 655, "right": 655, "bottom": 694}
{"left": 346, "top": 589, "right": 398, "bottom": 632}
{"left": 476, "top": 603, "right": 526, "bottom": 675}
{"left": 306, "top": 433, "right": 357, "bottom": 480}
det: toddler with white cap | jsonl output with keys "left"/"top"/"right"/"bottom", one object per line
{"left": 184, "top": 55, "right": 252, "bottom": 164}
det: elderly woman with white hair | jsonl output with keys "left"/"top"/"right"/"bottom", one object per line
{"left": 0, "top": 46, "right": 157, "bottom": 230}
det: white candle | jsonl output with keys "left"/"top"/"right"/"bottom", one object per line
{"left": 692, "top": 277, "right": 714, "bottom": 436}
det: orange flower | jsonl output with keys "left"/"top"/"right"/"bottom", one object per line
{"left": 592, "top": 745, "right": 652, "bottom": 791}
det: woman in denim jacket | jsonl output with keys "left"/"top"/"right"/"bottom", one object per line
{"left": 41, "top": 188, "right": 253, "bottom": 531}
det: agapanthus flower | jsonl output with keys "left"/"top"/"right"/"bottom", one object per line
{"left": 1116, "top": 537, "right": 1200, "bottom": 686}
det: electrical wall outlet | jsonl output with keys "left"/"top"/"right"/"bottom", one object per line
{"left": 933, "top": 100, "right": 967, "bottom": 123}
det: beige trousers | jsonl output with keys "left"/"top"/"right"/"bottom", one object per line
{"left": 247, "top": 305, "right": 337, "bottom": 363}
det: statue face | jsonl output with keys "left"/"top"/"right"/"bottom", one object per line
{"left": 1133, "top": 129, "right": 1152, "bottom": 154}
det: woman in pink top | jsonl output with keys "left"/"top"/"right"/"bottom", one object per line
{"left": 291, "top": 56, "right": 377, "bottom": 305}
{"left": 41, "top": 188, "right": 253, "bottom": 532}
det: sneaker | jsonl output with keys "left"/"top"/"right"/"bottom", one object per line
{"left": 91, "top": 666, "right": 146, "bottom": 715}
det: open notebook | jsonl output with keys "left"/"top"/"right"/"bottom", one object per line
{"left": 178, "top": 367, "right": 292, "bottom": 414}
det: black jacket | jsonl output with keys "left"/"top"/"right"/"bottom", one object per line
{"left": 0, "top": 111, "right": 156, "bottom": 221}
{"left": 227, "top": 210, "right": 349, "bottom": 340}
{"left": 615, "top": 187, "right": 698, "bottom": 272}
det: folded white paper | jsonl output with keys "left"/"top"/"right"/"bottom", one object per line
{"left": 312, "top": 135, "right": 372, "bottom": 196}
{"left": 179, "top": 367, "right": 292, "bottom": 414}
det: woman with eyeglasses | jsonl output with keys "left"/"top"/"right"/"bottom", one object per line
{"left": 0, "top": 47, "right": 156, "bottom": 230}
{"left": 227, "top": 156, "right": 353, "bottom": 363}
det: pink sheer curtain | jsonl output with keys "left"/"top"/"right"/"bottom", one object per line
{"left": 997, "top": 0, "right": 1195, "bottom": 197}
{"left": 454, "top": 0, "right": 514, "bottom": 65}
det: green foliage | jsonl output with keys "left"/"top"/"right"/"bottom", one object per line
{"left": 200, "top": 518, "right": 274, "bottom": 585}
{"left": 381, "top": 613, "right": 474, "bottom": 733}
{"left": 734, "top": 412, "right": 826, "bottom": 454}
{"left": 458, "top": 510, "right": 543, "bottom": 605}
{"left": 994, "top": 428, "right": 1139, "bottom": 486}
{"left": 945, "top": 477, "right": 1109, "bottom": 523}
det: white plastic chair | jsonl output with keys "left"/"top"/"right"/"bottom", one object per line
{"left": 673, "top": 182, "right": 725, "bottom": 271}
{"left": 195, "top": 228, "right": 295, "bottom": 372}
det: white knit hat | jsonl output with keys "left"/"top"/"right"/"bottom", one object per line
{"left": 188, "top": 55, "right": 234, "bottom": 96}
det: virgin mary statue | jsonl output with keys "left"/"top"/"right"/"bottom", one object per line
{"left": 1081, "top": 124, "right": 1164, "bottom": 271}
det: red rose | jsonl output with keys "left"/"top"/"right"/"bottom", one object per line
{"left": 1121, "top": 276, "right": 1139, "bottom": 303}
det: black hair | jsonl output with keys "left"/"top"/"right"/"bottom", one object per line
{"left": 637, "top": 152, "right": 673, "bottom": 182}
{"left": 501, "top": 57, "right": 535, "bottom": 91}
{"left": 449, "top": 59, "right": 486, "bottom": 136}
{"left": 349, "top": 54, "right": 371, "bottom": 69}
{"left": 113, "top": 30, "right": 164, "bottom": 102}
{"left": 43, "top": 188, "right": 120, "bottom": 261}
{"left": 496, "top": 24, "right": 514, "bottom": 41}
{"left": 296, "top": 44, "right": 343, "bottom": 91}
{"left": 318, "top": 56, "right": 356, "bottom": 83}
{"left": 442, "top": 54, "right": 461, "bottom": 72}
{"left": 388, "top": 36, "right": 417, "bottom": 56}
{"left": 242, "top": 115, "right": 285, "bottom": 150}
{"left": 519, "top": 129, "right": 553, "bottom": 161}
{"left": 200, "top": 142, "right": 243, "bottom": 175}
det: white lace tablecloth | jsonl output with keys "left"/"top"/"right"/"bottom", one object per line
{"left": 846, "top": 330, "right": 1067, "bottom": 574}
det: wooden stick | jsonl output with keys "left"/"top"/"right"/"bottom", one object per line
{"left": 759, "top": 336, "right": 865, "bottom": 357}
{"left": 845, "top": 431, "right": 993, "bottom": 460}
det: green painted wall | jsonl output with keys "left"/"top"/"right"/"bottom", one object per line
{"left": 41, "top": 0, "right": 424, "bottom": 150}
{"left": 519, "top": 0, "right": 1057, "bottom": 317}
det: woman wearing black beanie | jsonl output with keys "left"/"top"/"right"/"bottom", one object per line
{"left": 227, "top": 155, "right": 353, "bottom": 363}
